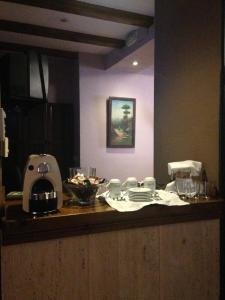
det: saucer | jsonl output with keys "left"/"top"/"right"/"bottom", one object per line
{"left": 128, "top": 187, "right": 152, "bottom": 202}
{"left": 129, "top": 187, "right": 151, "bottom": 193}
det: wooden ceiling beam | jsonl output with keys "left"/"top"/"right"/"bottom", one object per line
{"left": 0, "top": 20, "right": 125, "bottom": 48}
{"left": 0, "top": 41, "right": 79, "bottom": 58}
{"left": 4, "top": 0, "right": 153, "bottom": 27}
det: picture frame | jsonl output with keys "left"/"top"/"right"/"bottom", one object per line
{"left": 107, "top": 97, "right": 136, "bottom": 148}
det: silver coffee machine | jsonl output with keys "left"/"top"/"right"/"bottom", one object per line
{"left": 22, "top": 154, "right": 63, "bottom": 214}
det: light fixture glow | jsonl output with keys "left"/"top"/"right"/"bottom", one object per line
{"left": 132, "top": 61, "right": 138, "bottom": 66}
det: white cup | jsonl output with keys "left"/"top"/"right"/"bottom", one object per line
{"left": 122, "top": 177, "right": 138, "bottom": 190}
{"left": 143, "top": 177, "right": 156, "bottom": 192}
{"left": 106, "top": 179, "right": 121, "bottom": 198}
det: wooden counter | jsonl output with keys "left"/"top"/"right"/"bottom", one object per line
{"left": 1, "top": 197, "right": 224, "bottom": 300}
{"left": 1, "top": 196, "right": 224, "bottom": 245}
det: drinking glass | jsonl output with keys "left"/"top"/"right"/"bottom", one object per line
{"left": 175, "top": 171, "right": 191, "bottom": 200}
{"left": 69, "top": 167, "right": 77, "bottom": 179}
{"left": 175, "top": 178, "right": 187, "bottom": 199}
{"left": 192, "top": 176, "right": 200, "bottom": 200}
{"left": 202, "top": 181, "right": 209, "bottom": 200}
{"left": 185, "top": 178, "right": 194, "bottom": 199}
{"left": 88, "top": 167, "right": 96, "bottom": 177}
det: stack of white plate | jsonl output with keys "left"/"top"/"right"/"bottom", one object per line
{"left": 128, "top": 187, "right": 152, "bottom": 202}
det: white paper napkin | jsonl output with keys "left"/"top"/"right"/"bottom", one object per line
{"left": 168, "top": 160, "right": 202, "bottom": 176}
{"left": 98, "top": 190, "right": 189, "bottom": 212}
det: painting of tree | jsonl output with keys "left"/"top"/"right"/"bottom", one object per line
{"left": 107, "top": 97, "right": 136, "bottom": 148}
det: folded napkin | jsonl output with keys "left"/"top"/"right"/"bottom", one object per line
{"left": 168, "top": 160, "right": 202, "bottom": 177}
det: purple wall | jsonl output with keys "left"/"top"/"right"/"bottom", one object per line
{"left": 79, "top": 55, "right": 154, "bottom": 182}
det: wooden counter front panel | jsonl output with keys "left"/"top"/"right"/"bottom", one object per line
{"left": 88, "top": 227, "right": 159, "bottom": 300}
{"left": 160, "top": 219, "right": 220, "bottom": 300}
{"left": 1, "top": 220, "right": 219, "bottom": 300}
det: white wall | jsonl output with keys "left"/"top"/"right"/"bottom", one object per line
{"left": 79, "top": 56, "right": 154, "bottom": 182}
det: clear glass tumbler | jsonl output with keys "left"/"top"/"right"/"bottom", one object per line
{"left": 175, "top": 171, "right": 191, "bottom": 200}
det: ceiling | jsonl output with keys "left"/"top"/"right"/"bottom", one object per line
{"left": 0, "top": 0, "right": 154, "bottom": 68}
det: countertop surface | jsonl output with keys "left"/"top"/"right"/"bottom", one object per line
{"left": 1, "top": 195, "right": 224, "bottom": 245}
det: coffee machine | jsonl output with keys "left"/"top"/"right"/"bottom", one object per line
{"left": 22, "top": 154, "right": 63, "bottom": 214}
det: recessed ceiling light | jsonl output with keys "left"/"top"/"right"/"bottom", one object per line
{"left": 132, "top": 61, "right": 138, "bottom": 66}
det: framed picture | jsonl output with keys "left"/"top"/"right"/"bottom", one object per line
{"left": 107, "top": 97, "right": 136, "bottom": 148}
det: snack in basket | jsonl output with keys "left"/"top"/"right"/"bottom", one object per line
{"left": 64, "top": 174, "right": 105, "bottom": 205}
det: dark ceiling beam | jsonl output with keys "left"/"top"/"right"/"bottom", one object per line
{"left": 0, "top": 20, "right": 125, "bottom": 48}
{"left": 0, "top": 41, "right": 79, "bottom": 58}
{"left": 4, "top": 0, "right": 153, "bottom": 27}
